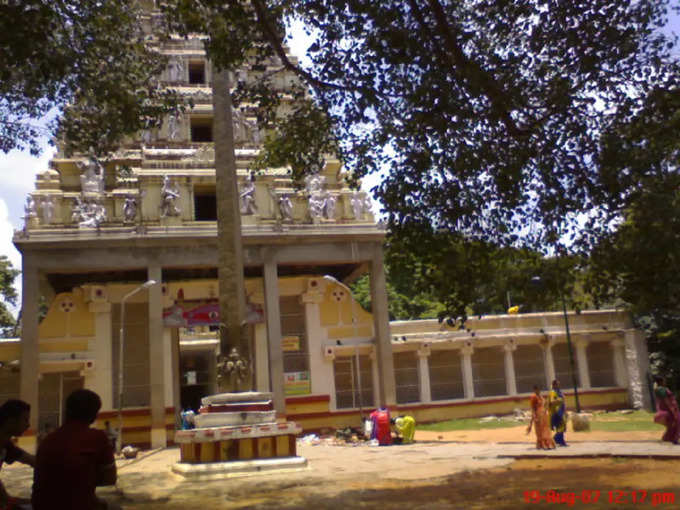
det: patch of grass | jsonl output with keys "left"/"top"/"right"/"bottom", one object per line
{"left": 418, "top": 417, "right": 520, "bottom": 431}
{"left": 588, "top": 411, "right": 660, "bottom": 432}
{"left": 417, "top": 411, "right": 662, "bottom": 433}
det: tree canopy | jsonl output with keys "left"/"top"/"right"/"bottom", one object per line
{"left": 4, "top": 1, "right": 680, "bottom": 338}
{"left": 584, "top": 87, "right": 680, "bottom": 384}
{"left": 0, "top": 256, "right": 19, "bottom": 337}
{"left": 0, "top": 0, "right": 181, "bottom": 157}
{"left": 264, "top": 0, "right": 680, "bottom": 255}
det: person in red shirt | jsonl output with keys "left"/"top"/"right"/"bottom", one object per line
{"left": 0, "top": 399, "right": 35, "bottom": 509}
{"left": 369, "top": 407, "right": 392, "bottom": 446}
{"left": 32, "top": 389, "right": 117, "bottom": 510}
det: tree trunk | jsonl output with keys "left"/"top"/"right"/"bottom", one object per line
{"left": 212, "top": 66, "right": 251, "bottom": 391}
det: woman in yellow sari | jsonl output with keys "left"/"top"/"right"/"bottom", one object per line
{"left": 527, "top": 385, "right": 556, "bottom": 449}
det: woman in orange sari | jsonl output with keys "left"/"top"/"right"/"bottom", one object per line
{"left": 527, "top": 385, "right": 556, "bottom": 449}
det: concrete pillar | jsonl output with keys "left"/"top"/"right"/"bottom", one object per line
{"left": 171, "top": 328, "right": 181, "bottom": 429}
{"left": 369, "top": 349, "right": 379, "bottom": 409}
{"left": 369, "top": 245, "right": 396, "bottom": 407}
{"left": 575, "top": 339, "right": 591, "bottom": 390}
{"left": 254, "top": 323, "right": 270, "bottom": 392}
{"left": 416, "top": 345, "right": 431, "bottom": 403}
{"left": 148, "top": 266, "right": 166, "bottom": 448}
{"left": 541, "top": 339, "right": 556, "bottom": 389}
{"left": 460, "top": 345, "right": 474, "bottom": 399}
{"left": 263, "top": 250, "right": 285, "bottom": 416}
{"left": 301, "top": 289, "right": 327, "bottom": 395}
{"left": 610, "top": 338, "right": 628, "bottom": 388}
{"left": 624, "top": 329, "right": 651, "bottom": 410}
{"left": 20, "top": 260, "right": 40, "bottom": 433}
{"left": 90, "top": 302, "right": 113, "bottom": 411}
{"left": 503, "top": 342, "right": 518, "bottom": 396}
{"left": 163, "top": 328, "right": 173, "bottom": 409}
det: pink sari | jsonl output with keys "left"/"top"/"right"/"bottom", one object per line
{"left": 654, "top": 386, "right": 680, "bottom": 443}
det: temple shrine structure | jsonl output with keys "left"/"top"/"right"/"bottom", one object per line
{"left": 3, "top": 6, "right": 651, "bottom": 449}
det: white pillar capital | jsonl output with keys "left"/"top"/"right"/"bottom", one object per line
{"left": 574, "top": 337, "right": 589, "bottom": 349}
{"left": 417, "top": 344, "right": 431, "bottom": 358}
{"left": 300, "top": 290, "right": 324, "bottom": 304}
{"left": 460, "top": 343, "right": 474, "bottom": 357}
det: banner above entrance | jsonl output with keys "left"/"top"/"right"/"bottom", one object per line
{"left": 163, "top": 300, "right": 264, "bottom": 327}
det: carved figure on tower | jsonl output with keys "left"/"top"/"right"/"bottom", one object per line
{"left": 160, "top": 175, "right": 181, "bottom": 217}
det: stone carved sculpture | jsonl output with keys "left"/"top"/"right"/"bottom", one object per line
{"left": 141, "top": 126, "right": 154, "bottom": 145}
{"left": 267, "top": 185, "right": 294, "bottom": 222}
{"left": 194, "top": 145, "right": 215, "bottom": 162}
{"left": 167, "top": 56, "right": 185, "bottom": 82}
{"left": 239, "top": 179, "right": 257, "bottom": 215}
{"left": 305, "top": 173, "right": 337, "bottom": 223}
{"left": 24, "top": 195, "right": 37, "bottom": 219}
{"left": 160, "top": 175, "right": 181, "bottom": 217}
{"left": 123, "top": 196, "right": 138, "bottom": 222}
{"left": 41, "top": 196, "right": 56, "bottom": 224}
{"left": 167, "top": 113, "right": 182, "bottom": 141}
{"left": 216, "top": 347, "right": 250, "bottom": 393}
{"left": 350, "top": 191, "right": 373, "bottom": 220}
{"left": 325, "top": 193, "right": 337, "bottom": 220}
{"left": 232, "top": 108, "right": 261, "bottom": 145}
{"left": 73, "top": 196, "right": 106, "bottom": 228}
{"left": 78, "top": 159, "right": 105, "bottom": 194}
{"left": 278, "top": 194, "right": 293, "bottom": 221}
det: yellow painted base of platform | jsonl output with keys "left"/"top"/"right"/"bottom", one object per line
{"left": 179, "top": 434, "right": 297, "bottom": 464}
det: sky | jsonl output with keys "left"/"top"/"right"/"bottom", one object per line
{"left": 0, "top": 8, "right": 678, "bottom": 315}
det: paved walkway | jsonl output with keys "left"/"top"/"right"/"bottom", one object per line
{"left": 3, "top": 440, "right": 680, "bottom": 507}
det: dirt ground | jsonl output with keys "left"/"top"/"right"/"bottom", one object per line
{"left": 106, "top": 457, "right": 680, "bottom": 510}
{"left": 200, "top": 458, "right": 680, "bottom": 510}
{"left": 112, "top": 427, "right": 679, "bottom": 509}
{"left": 3, "top": 427, "right": 676, "bottom": 509}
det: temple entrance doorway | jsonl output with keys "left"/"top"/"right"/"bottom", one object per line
{"left": 38, "top": 371, "right": 83, "bottom": 432}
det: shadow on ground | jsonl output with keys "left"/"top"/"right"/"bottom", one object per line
{"left": 112, "top": 459, "right": 680, "bottom": 510}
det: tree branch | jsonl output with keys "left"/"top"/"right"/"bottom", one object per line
{"left": 423, "top": 0, "right": 529, "bottom": 137}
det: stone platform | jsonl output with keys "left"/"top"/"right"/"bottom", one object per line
{"left": 175, "top": 422, "right": 301, "bottom": 463}
{"left": 171, "top": 456, "right": 308, "bottom": 480}
{"left": 174, "top": 392, "right": 304, "bottom": 472}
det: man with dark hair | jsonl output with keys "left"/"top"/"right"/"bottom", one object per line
{"left": 32, "top": 389, "right": 118, "bottom": 510}
{"left": 0, "top": 399, "right": 35, "bottom": 509}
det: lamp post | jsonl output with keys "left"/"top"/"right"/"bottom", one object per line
{"left": 117, "top": 279, "right": 158, "bottom": 452}
{"left": 531, "top": 276, "right": 581, "bottom": 413}
{"left": 323, "top": 275, "right": 364, "bottom": 420}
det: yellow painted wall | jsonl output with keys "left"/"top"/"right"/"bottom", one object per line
{"left": 39, "top": 290, "right": 94, "bottom": 339}
{"left": 0, "top": 341, "right": 20, "bottom": 362}
{"left": 319, "top": 281, "right": 373, "bottom": 335}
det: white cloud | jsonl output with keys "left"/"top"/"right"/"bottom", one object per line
{"left": 0, "top": 142, "right": 55, "bottom": 313}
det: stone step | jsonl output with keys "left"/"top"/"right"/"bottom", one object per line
{"left": 193, "top": 410, "right": 276, "bottom": 428}
{"left": 201, "top": 392, "right": 273, "bottom": 406}
{"left": 199, "top": 401, "right": 273, "bottom": 413}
